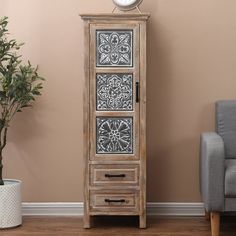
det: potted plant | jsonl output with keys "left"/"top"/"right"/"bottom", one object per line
{"left": 0, "top": 16, "right": 44, "bottom": 228}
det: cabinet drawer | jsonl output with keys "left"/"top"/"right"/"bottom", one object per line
{"left": 90, "top": 190, "right": 139, "bottom": 213}
{"left": 90, "top": 164, "right": 139, "bottom": 186}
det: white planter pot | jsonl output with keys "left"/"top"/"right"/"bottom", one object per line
{"left": 0, "top": 179, "right": 22, "bottom": 228}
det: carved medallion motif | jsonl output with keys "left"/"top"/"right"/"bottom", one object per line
{"left": 96, "top": 30, "right": 133, "bottom": 67}
{"left": 96, "top": 117, "right": 133, "bottom": 154}
{"left": 96, "top": 74, "right": 133, "bottom": 111}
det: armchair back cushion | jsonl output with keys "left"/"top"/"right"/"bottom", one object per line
{"left": 216, "top": 100, "right": 236, "bottom": 159}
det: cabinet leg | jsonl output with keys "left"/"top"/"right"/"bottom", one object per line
{"left": 139, "top": 215, "right": 146, "bottom": 229}
{"left": 83, "top": 214, "right": 91, "bottom": 229}
{"left": 205, "top": 209, "right": 210, "bottom": 221}
{"left": 210, "top": 212, "right": 220, "bottom": 236}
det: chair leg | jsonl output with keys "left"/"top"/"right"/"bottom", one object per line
{"left": 210, "top": 212, "right": 220, "bottom": 236}
{"left": 205, "top": 209, "right": 210, "bottom": 221}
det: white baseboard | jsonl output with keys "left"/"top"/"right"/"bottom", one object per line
{"left": 22, "top": 202, "right": 205, "bottom": 216}
{"left": 147, "top": 202, "right": 205, "bottom": 216}
{"left": 22, "top": 202, "right": 84, "bottom": 216}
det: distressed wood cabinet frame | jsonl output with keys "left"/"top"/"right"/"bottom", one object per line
{"left": 80, "top": 13, "right": 150, "bottom": 229}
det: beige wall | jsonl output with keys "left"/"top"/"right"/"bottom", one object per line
{"left": 0, "top": 0, "right": 236, "bottom": 202}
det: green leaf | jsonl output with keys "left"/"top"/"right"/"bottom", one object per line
{"left": 0, "top": 16, "right": 45, "bottom": 127}
{"left": 21, "top": 104, "right": 32, "bottom": 108}
{"left": 0, "top": 91, "right": 6, "bottom": 99}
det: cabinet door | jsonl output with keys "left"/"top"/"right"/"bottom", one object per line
{"left": 89, "top": 23, "right": 140, "bottom": 161}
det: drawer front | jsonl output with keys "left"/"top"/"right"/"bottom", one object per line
{"left": 90, "top": 190, "right": 139, "bottom": 212}
{"left": 90, "top": 164, "right": 139, "bottom": 186}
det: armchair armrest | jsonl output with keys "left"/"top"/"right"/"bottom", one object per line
{"left": 200, "top": 132, "right": 225, "bottom": 212}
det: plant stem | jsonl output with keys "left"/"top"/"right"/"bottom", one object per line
{"left": 0, "top": 151, "right": 3, "bottom": 185}
{"left": 2, "top": 127, "right": 8, "bottom": 150}
{"left": 0, "top": 128, "right": 7, "bottom": 185}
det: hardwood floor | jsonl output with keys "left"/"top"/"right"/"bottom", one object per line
{"left": 1, "top": 216, "right": 236, "bottom": 236}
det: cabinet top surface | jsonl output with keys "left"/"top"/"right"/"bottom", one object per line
{"left": 80, "top": 13, "right": 150, "bottom": 21}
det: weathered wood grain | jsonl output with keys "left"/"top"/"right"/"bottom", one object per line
{"left": 81, "top": 13, "right": 150, "bottom": 228}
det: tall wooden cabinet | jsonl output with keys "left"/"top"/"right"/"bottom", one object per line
{"left": 80, "top": 13, "right": 150, "bottom": 228}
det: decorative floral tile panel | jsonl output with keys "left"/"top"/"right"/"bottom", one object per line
{"left": 96, "top": 117, "right": 133, "bottom": 154}
{"left": 96, "top": 30, "right": 133, "bottom": 67}
{"left": 96, "top": 74, "right": 133, "bottom": 111}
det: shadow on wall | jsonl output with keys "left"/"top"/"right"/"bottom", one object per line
{"left": 146, "top": 15, "right": 175, "bottom": 201}
{"left": 145, "top": 13, "right": 216, "bottom": 201}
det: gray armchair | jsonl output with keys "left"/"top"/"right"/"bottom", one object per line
{"left": 200, "top": 100, "right": 236, "bottom": 236}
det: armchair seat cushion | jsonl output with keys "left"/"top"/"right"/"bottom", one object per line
{"left": 225, "top": 159, "right": 236, "bottom": 197}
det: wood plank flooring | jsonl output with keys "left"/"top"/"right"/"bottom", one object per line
{"left": 1, "top": 216, "right": 236, "bottom": 236}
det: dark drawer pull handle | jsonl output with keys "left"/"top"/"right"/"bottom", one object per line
{"left": 136, "top": 81, "right": 140, "bottom": 103}
{"left": 105, "top": 174, "right": 126, "bottom": 178}
{"left": 105, "top": 199, "right": 126, "bottom": 203}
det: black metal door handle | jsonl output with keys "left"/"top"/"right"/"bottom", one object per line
{"left": 105, "top": 174, "right": 126, "bottom": 178}
{"left": 136, "top": 82, "right": 140, "bottom": 103}
{"left": 105, "top": 199, "right": 126, "bottom": 203}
